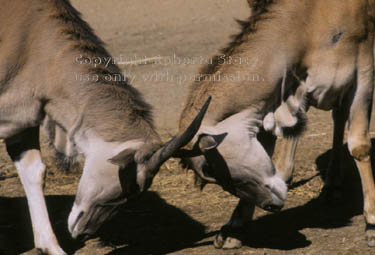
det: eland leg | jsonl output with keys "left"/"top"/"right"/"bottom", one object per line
{"left": 43, "top": 117, "right": 74, "bottom": 172}
{"left": 275, "top": 137, "right": 298, "bottom": 183}
{"left": 274, "top": 83, "right": 308, "bottom": 183}
{"left": 347, "top": 34, "right": 375, "bottom": 247}
{"left": 259, "top": 129, "right": 297, "bottom": 183}
{"left": 52, "top": 125, "right": 75, "bottom": 172}
{"left": 322, "top": 107, "right": 348, "bottom": 201}
{"left": 213, "top": 131, "right": 273, "bottom": 249}
{"left": 5, "top": 127, "right": 66, "bottom": 255}
{"left": 214, "top": 199, "right": 255, "bottom": 249}
{"left": 348, "top": 107, "right": 375, "bottom": 247}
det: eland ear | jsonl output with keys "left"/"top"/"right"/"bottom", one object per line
{"left": 108, "top": 149, "right": 136, "bottom": 168}
{"left": 198, "top": 133, "right": 227, "bottom": 152}
{"left": 173, "top": 132, "right": 227, "bottom": 158}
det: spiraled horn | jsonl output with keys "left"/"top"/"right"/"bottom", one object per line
{"left": 146, "top": 96, "right": 212, "bottom": 172}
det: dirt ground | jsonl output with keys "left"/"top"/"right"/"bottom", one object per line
{"left": 1, "top": 0, "right": 375, "bottom": 254}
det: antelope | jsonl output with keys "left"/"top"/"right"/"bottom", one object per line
{"left": 0, "top": 0, "right": 209, "bottom": 254}
{"left": 178, "top": 0, "right": 375, "bottom": 249}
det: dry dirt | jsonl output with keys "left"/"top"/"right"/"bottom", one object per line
{"left": 1, "top": 0, "right": 375, "bottom": 255}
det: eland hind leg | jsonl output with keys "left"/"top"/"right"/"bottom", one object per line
{"left": 5, "top": 127, "right": 66, "bottom": 255}
{"left": 321, "top": 106, "right": 349, "bottom": 201}
{"left": 43, "top": 117, "right": 75, "bottom": 172}
{"left": 348, "top": 102, "right": 375, "bottom": 247}
{"left": 347, "top": 102, "right": 375, "bottom": 247}
{"left": 346, "top": 35, "right": 375, "bottom": 247}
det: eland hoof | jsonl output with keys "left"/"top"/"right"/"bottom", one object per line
{"left": 222, "top": 236, "right": 243, "bottom": 249}
{"left": 213, "top": 231, "right": 225, "bottom": 249}
{"left": 366, "top": 224, "right": 375, "bottom": 247}
{"left": 213, "top": 228, "right": 243, "bottom": 249}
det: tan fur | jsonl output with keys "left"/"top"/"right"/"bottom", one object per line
{"left": 0, "top": 0, "right": 160, "bottom": 145}
{"left": 180, "top": 0, "right": 371, "bottom": 134}
{"left": 179, "top": 0, "right": 308, "bottom": 133}
{"left": 0, "top": 1, "right": 169, "bottom": 253}
{"left": 179, "top": 0, "right": 375, "bottom": 248}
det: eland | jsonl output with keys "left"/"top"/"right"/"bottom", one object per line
{"left": 0, "top": 0, "right": 210, "bottom": 254}
{"left": 178, "top": 0, "right": 375, "bottom": 249}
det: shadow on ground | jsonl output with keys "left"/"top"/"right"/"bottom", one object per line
{"left": 0, "top": 192, "right": 208, "bottom": 255}
{"left": 1, "top": 140, "right": 374, "bottom": 254}
{"left": 97, "top": 192, "right": 209, "bottom": 255}
{"left": 0, "top": 195, "right": 79, "bottom": 255}
{"left": 238, "top": 141, "right": 367, "bottom": 250}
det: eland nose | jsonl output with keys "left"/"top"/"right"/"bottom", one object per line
{"left": 263, "top": 203, "right": 283, "bottom": 212}
{"left": 68, "top": 204, "right": 85, "bottom": 238}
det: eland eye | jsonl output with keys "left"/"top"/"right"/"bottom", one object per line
{"left": 331, "top": 31, "right": 343, "bottom": 45}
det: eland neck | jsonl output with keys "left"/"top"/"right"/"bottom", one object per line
{"left": 179, "top": 0, "right": 310, "bottom": 135}
{"left": 0, "top": 0, "right": 161, "bottom": 146}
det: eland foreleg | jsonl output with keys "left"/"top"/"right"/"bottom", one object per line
{"left": 214, "top": 199, "right": 255, "bottom": 249}
{"left": 213, "top": 130, "right": 276, "bottom": 249}
{"left": 275, "top": 137, "right": 298, "bottom": 183}
{"left": 5, "top": 127, "right": 66, "bottom": 255}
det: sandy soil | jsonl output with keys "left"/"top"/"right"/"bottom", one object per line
{"left": 1, "top": 0, "right": 375, "bottom": 255}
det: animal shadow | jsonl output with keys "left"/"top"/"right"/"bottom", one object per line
{"left": 238, "top": 140, "right": 370, "bottom": 250}
{"left": 98, "top": 192, "right": 208, "bottom": 255}
{"left": 0, "top": 192, "right": 207, "bottom": 255}
{"left": 2, "top": 140, "right": 373, "bottom": 253}
{"left": 0, "top": 195, "right": 79, "bottom": 255}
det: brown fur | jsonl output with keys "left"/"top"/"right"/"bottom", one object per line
{"left": 179, "top": 0, "right": 306, "bottom": 135}
{"left": 0, "top": 0, "right": 160, "bottom": 144}
{"left": 197, "top": 0, "right": 275, "bottom": 78}
{"left": 179, "top": 0, "right": 375, "bottom": 248}
{"left": 179, "top": 0, "right": 372, "bottom": 134}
